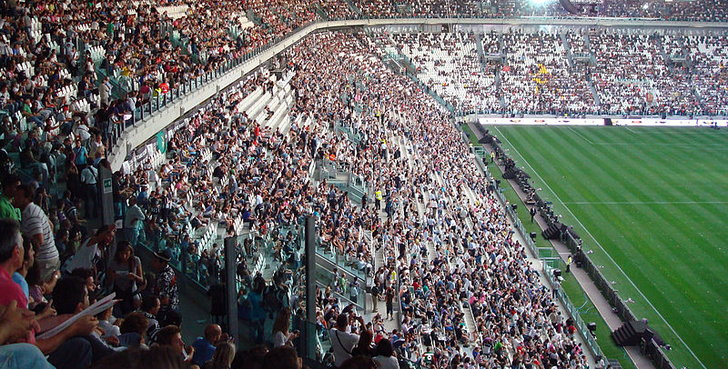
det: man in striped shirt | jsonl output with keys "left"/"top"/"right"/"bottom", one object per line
{"left": 13, "top": 184, "right": 58, "bottom": 281}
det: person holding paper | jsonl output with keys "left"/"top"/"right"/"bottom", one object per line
{"left": 44, "top": 276, "right": 116, "bottom": 368}
{"left": 0, "top": 219, "right": 100, "bottom": 369}
{"left": 0, "top": 301, "right": 55, "bottom": 369}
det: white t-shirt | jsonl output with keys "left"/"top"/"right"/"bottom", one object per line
{"left": 272, "top": 331, "right": 287, "bottom": 348}
{"left": 63, "top": 238, "right": 99, "bottom": 273}
{"left": 329, "top": 328, "right": 358, "bottom": 368}
{"left": 21, "top": 203, "right": 58, "bottom": 262}
{"left": 373, "top": 355, "right": 400, "bottom": 369}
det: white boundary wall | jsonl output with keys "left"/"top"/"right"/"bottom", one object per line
{"left": 478, "top": 117, "right": 728, "bottom": 126}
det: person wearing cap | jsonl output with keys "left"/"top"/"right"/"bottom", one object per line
{"left": 152, "top": 249, "right": 178, "bottom": 313}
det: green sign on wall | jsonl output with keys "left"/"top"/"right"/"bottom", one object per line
{"left": 157, "top": 131, "right": 167, "bottom": 153}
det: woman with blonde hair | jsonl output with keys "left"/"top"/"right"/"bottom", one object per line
{"left": 203, "top": 341, "right": 236, "bottom": 369}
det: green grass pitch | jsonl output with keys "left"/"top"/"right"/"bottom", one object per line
{"left": 487, "top": 125, "right": 728, "bottom": 369}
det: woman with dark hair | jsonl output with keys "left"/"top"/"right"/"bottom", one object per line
{"left": 351, "top": 329, "right": 375, "bottom": 358}
{"left": 373, "top": 339, "right": 399, "bottom": 369}
{"left": 271, "top": 308, "right": 299, "bottom": 348}
{"left": 108, "top": 241, "right": 145, "bottom": 314}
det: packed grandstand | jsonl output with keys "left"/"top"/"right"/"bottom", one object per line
{"left": 0, "top": 1, "right": 725, "bottom": 369}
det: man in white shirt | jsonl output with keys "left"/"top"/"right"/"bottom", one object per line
{"left": 124, "top": 198, "right": 146, "bottom": 248}
{"left": 329, "top": 313, "right": 363, "bottom": 368}
{"left": 80, "top": 164, "right": 99, "bottom": 218}
{"left": 63, "top": 224, "right": 116, "bottom": 275}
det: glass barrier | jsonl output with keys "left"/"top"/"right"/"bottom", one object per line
{"left": 544, "top": 263, "right": 606, "bottom": 362}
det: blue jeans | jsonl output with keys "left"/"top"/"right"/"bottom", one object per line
{"left": 0, "top": 343, "right": 55, "bottom": 369}
{"left": 125, "top": 227, "right": 139, "bottom": 248}
{"left": 48, "top": 337, "right": 93, "bottom": 369}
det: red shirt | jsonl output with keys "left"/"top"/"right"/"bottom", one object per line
{"left": 0, "top": 268, "right": 28, "bottom": 308}
{"left": 0, "top": 267, "right": 35, "bottom": 343}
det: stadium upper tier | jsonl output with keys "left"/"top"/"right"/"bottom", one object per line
{"left": 0, "top": 0, "right": 726, "bottom": 150}
{"left": 385, "top": 30, "right": 727, "bottom": 116}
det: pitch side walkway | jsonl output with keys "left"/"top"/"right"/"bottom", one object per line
{"left": 468, "top": 122, "right": 656, "bottom": 369}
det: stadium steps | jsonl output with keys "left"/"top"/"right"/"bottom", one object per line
{"left": 236, "top": 86, "right": 264, "bottom": 115}
{"left": 313, "top": 4, "right": 329, "bottom": 20}
{"left": 494, "top": 68, "right": 507, "bottom": 110}
{"left": 560, "top": 33, "right": 576, "bottom": 68}
{"left": 245, "top": 80, "right": 283, "bottom": 124}
{"left": 268, "top": 93, "right": 292, "bottom": 132}
{"left": 343, "top": 0, "right": 363, "bottom": 16}
{"left": 588, "top": 81, "right": 601, "bottom": 106}
{"left": 654, "top": 35, "right": 675, "bottom": 73}
{"left": 260, "top": 85, "right": 293, "bottom": 130}
{"left": 246, "top": 90, "right": 273, "bottom": 124}
{"left": 474, "top": 33, "right": 489, "bottom": 73}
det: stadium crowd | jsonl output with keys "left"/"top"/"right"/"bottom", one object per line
{"left": 0, "top": 22, "right": 598, "bottom": 368}
{"left": 0, "top": 0, "right": 726, "bottom": 368}
{"left": 390, "top": 29, "right": 727, "bottom": 116}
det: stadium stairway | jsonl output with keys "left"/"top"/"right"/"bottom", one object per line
{"left": 560, "top": 32, "right": 576, "bottom": 68}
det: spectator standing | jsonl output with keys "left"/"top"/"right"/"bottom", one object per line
{"left": 80, "top": 164, "right": 99, "bottom": 218}
{"left": 370, "top": 282, "right": 380, "bottom": 313}
{"left": 330, "top": 313, "right": 361, "bottom": 368}
{"left": 107, "top": 241, "right": 145, "bottom": 315}
{"left": 124, "top": 198, "right": 146, "bottom": 248}
{"left": 0, "top": 175, "right": 22, "bottom": 221}
{"left": 62, "top": 225, "right": 116, "bottom": 278}
{"left": 14, "top": 185, "right": 59, "bottom": 282}
{"left": 385, "top": 288, "right": 394, "bottom": 321}
{"left": 73, "top": 140, "right": 88, "bottom": 167}
{"left": 152, "top": 249, "right": 179, "bottom": 313}
{"left": 247, "top": 278, "right": 266, "bottom": 344}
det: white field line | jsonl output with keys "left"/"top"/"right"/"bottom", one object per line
{"left": 493, "top": 126, "right": 708, "bottom": 369}
{"left": 567, "top": 126, "right": 594, "bottom": 144}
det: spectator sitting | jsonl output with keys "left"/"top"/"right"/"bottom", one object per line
{"left": 0, "top": 174, "right": 22, "bottom": 221}
{"left": 261, "top": 345, "right": 302, "bottom": 369}
{"left": 191, "top": 324, "right": 222, "bottom": 367}
{"left": 372, "top": 339, "right": 398, "bottom": 369}
{"left": 203, "top": 341, "right": 236, "bottom": 369}
{"left": 119, "top": 312, "right": 150, "bottom": 348}
{"left": 138, "top": 295, "right": 162, "bottom": 339}
{"left": 153, "top": 325, "right": 197, "bottom": 367}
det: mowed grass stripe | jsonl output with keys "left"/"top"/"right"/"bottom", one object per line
{"left": 589, "top": 127, "right": 726, "bottom": 205}
{"left": 571, "top": 201, "right": 724, "bottom": 368}
{"left": 491, "top": 125, "right": 725, "bottom": 369}
{"left": 506, "top": 127, "right": 709, "bottom": 368}
{"left": 520, "top": 126, "right": 724, "bottom": 366}
{"left": 510, "top": 126, "right": 724, "bottom": 366}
